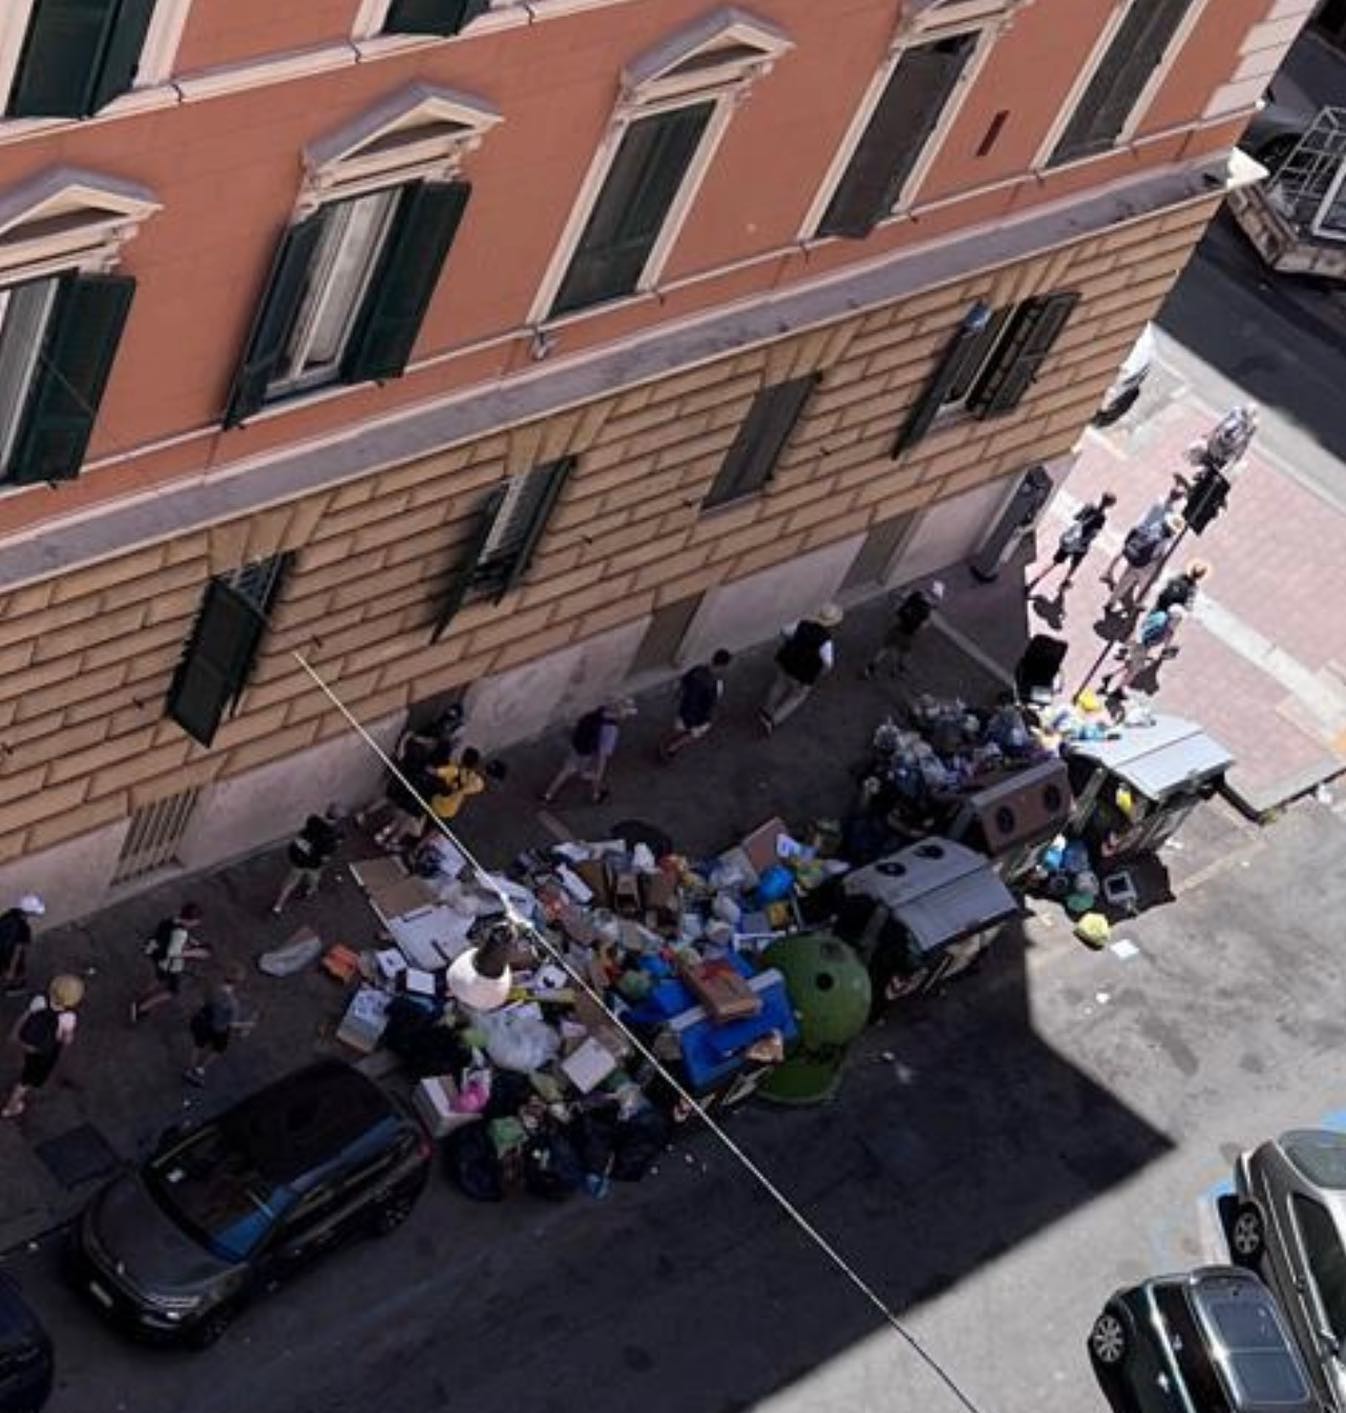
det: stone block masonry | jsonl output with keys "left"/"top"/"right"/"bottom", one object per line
{"left": 0, "top": 194, "right": 1222, "bottom": 882}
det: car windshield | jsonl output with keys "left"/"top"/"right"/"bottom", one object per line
{"left": 1284, "top": 1132, "right": 1346, "bottom": 1190}
{"left": 1207, "top": 1297, "right": 1311, "bottom": 1407}
{"left": 146, "top": 1125, "right": 292, "bottom": 1263}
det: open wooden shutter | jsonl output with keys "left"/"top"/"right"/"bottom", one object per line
{"left": 382, "top": 0, "right": 490, "bottom": 35}
{"left": 90, "top": 0, "right": 159, "bottom": 112}
{"left": 432, "top": 485, "right": 507, "bottom": 642}
{"left": 968, "top": 292, "right": 1080, "bottom": 417}
{"left": 343, "top": 181, "right": 471, "bottom": 384}
{"left": 1050, "top": 0, "right": 1194, "bottom": 165}
{"left": 891, "top": 303, "right": 996, "bottom": 457}
{"left": 223, "top": 214, "right": 327, "bottom": 428}
{"left": 8, "top": 0, "right": 116, "bottom": 117}
{"left": 552, "top": 103, "right": 713, "bottom": 316}
{"left": 7, "top": 274, "right": 135, "bottom": 486}
{"left": 499, "top": 456, "right": 574, "bottom": 597}
{"left": 819, "top": 34, "right": 976, "bottom": 239}
{"left": 704, "top": 374, "right": 819, "bottom": 508}
{"left": 165, "top": 579, "right": 268, "bottom": 747}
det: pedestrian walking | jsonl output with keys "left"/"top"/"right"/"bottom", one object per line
{"left": 1104, "top": 512, "right": 1183, "bottom": 614}
{"left": 1153, "top": 559, "right": 1209, "bottom": 614}
{"left": 1103, "top": 604, "right": 1186, "bottom": 696}
{"left": 864, "top": 583, "right": 945, "bottom": 678}
{"left": 0, "top": 894, "right": 45, "bottom": 996}
{"left": 760, "top": 604, "right": 842, "bottom": 732}
{"left": 660, "top": 650, "right": 732, "bottom": 759}
{"left": 183, "top": 964, "right": 254, "bottom": 1086}
{"left": 1102, "top": 483, "right": 1186, "bottom": 588}
{"left": 3, "top": 974, "right": 84, "bottom": 1119}
{"left": 542, "top": 699, "right": 637, "bottom": 804}
{"left": 131, "top": 903, "right": 210, "bottom": 1024}
{"left": 272, "top": 806, "right": 342, "bottom": 914}
{"left": 1025, "top": 493, "right": 1116, "bottom": 598}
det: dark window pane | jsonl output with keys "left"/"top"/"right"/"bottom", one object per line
{"left": 967, "top": 291, "right": 1079, "bottom": 417}
{"left": 552, "top": 103, "right": 714, "bottom": 316}
{"left": 820, "top": 33, "right": 976, "bottom": 239}
{"left": 1294, "top": 1195, "right": 1346, "bottom": 1338}
{"left": 383, "top": 0, "right": 489, "bottom": 36}
{"left": 90, "top": 0, "right": 157, "bottom": 111}
{"left": 7, "top": 0, "right": 155, "bottom": 118}
{"left": 703, "top": 374, "right": 818, "bottom": 509}
{"left": 1050, "top": 0, "right": 1194, "bottom": 165}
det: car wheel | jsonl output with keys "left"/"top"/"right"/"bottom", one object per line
{"left": 370, "top": 1191, "right": 416, "bottom": 1236}
{"left": 1256, "top": 134, "right": 1299, "bottom": 177}
{"left": 1230, "top": 1204, "right": 1265, "bottom": 1263}
{"left": 1090, "top": 1310, "right": 1128, "bottom": 1367}
{"left": 187, "top": 1303, "right": 235, "bottom": 1349}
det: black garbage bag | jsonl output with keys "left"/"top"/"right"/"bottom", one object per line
{"left": 443, "top": 1123, "right": 504, "bottom": 1202}
{"left": 523, "top": 1126, "right": 584, "bottom": 1201}
{"left": 483, "top": 1069, "right": 533, "bottom": 1120}
{"left": 611, "top": 1107, "right": 671, "bottom": 1183}
{"left": 571, "top": 1111, "right": 617, "bottom": 1175}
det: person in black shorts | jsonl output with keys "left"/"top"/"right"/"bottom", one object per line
{"left": 131, "top": 903, "right": 210, "bottom": 1024}
{"left": 184, "top": 965, "right": 252, "bottom": 1086}
{"left": 3, "top": 974, "right": 84, "bottom": 1119}
{"left": 1027, "top": 491, "right": 1116, "bottom": 599}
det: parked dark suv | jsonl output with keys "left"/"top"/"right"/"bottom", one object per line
{"left": 74, "top": 1061, "right": 430, "bottom": 1346}
{"left": 1088, "top": 1266, "right": 1316, "bottom": 1413}
{"left": 0, "top": 1275, "right": 52, "bottom": 1411}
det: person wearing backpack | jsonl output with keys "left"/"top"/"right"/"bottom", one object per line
{"left": 2, "top": 974, "right": 84, "bottom": 1119}
{"left": 1104, "top": 512, "right": 1183, "bottom": 614}
{"left": 1103, "top": 604, "right": 1186, "bottom": 696}
{"left": 1025, "top": 492, "right": 1116, "bottom": 599}
{"left": 131, "top": 903, "right": 210, "bottom": 1024}
{"left": 541, "top": 699, "right": 637, "bottom": 805}
{"left": 272, "top": 806, "right": 342, "bottom": 914}
{"left": 760, "top": 605, "right": 842, "bottom": 732}
{"left": 660, "top": 650, "right": 732, "bottom": 760}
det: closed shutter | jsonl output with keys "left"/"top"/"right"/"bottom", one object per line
{"left": 382, "top": 0, "right": 490, "bottom": 35}
{"left": 819, "top": 34, "right": 976, "bottom": 239}
{"left": 703, "top": 374, "right": 818, "bottom": 509}
{"left": 552, "top": 103, "right": 713, "bottom": 317}
{"left": 498, "top": 455, "right": 574, "bottom": 596}
{"left": 223, "top": 214, "right": 328, "bottom": 428}
{"left": 968, "top": 291, "right": 1080, "bottom": 417}
{"left": 90, "top": 0, "right": 158, "bottom": 111}
{"left": 343, "top": 181, "right": 471, "bottom": 384}
{"left": 1051, "top": 0, "right": 1194, "bottom": 165}
{"left": 432, "top": 485, "right": 507, "bottom": 641}
{"left": 7, "top": 274, "right": 135, "bottom": 485}
{"left": 165, "top": 579, "right": 269, "bottom": 747}
{"left": 891, "top": 302, "right": 996, "bottom": 457}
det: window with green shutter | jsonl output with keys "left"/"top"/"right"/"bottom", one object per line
{"left": 433, "top": 458, "right": 575, "bottom": 639}
{"left": 165, "top": 556, "right": 290, "bottom": 747}
{"left": 1049, "top": 0, "right": 1195, "bottom": 167}
{"left": 0, "top": 273, "right": 135, "bottom": 486}
{"left": 224, "top": 180, "right": 471, "bottom": 426}
{"left": 893, "top": 292, "right": 1079, "bottom": 455}
{"left": 7, "top": 0, "right": 159, "bottom": 119}
{"left": 818, "top": 33, "right": 977, "bottom": 240}
{"left": 551, "top": 102, "right": 714, "bottom": 317}
{"left": 702, "top": 375, "right": 818, "bottom": 510}
{"left": 382, "top": 0, "right": 490, "bottom": 36}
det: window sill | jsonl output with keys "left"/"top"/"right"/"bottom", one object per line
{"left": 0, "top": 83, "right": 179, "bottom": 147}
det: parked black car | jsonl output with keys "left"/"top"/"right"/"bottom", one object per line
{"left": 0, "top": 1275, "right": 52, "bottom": 1412}
{"left": 73, "top": 1061, "right": 430, "bottom": 1347}
{"left": 1088, "top": 1266, "right": 1316, "bottom": 1413}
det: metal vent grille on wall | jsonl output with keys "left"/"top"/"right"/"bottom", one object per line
{"left": 109, "top": 787, "right": 201, "bottom": 886}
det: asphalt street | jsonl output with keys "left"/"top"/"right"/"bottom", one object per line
{"left": 4, "top": 793, "right": 1342, "bottom": 1413}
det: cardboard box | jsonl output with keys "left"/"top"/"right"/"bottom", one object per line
{"left": 412, "top": 1076, "right": 481, "bottom": 1139}
{"left": 741, "top": 818, "right": 788, "bottom": 875}
{"left": 560, "top": 1037, "right": 620, "bottom": 1095}
{"left": 678, "top": 958, "right": 763, "bottom": 1024}
{"left": 335, "top": 986, "right": 391, "bottom": 1054}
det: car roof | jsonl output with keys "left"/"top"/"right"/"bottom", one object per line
{"left": 216, "top": 1061, "right": 403, "bottom": 1188}
{"left": 1276, "top": 1129, "right": 1346, "bottom": 1191}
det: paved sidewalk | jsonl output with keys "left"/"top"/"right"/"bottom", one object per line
{"left": 0, "top": 591, "right": 1003, "bottom": 1253}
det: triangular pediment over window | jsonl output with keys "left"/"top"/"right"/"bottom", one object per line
{"left": 304, "top": 84, "right": 502, "bottom": 196}
{"left": 0, "top": 168, "right": 160, "bottom": 277}
{"left": 899, "top": 0, "right": 1025, "bottom": 35}
{"left": 622, "top": 7, "right": 793, "bottom": 104}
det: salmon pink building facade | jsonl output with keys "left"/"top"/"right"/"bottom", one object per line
{"left": 0, "top": 0, "right": 1316, "bottom": 917}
